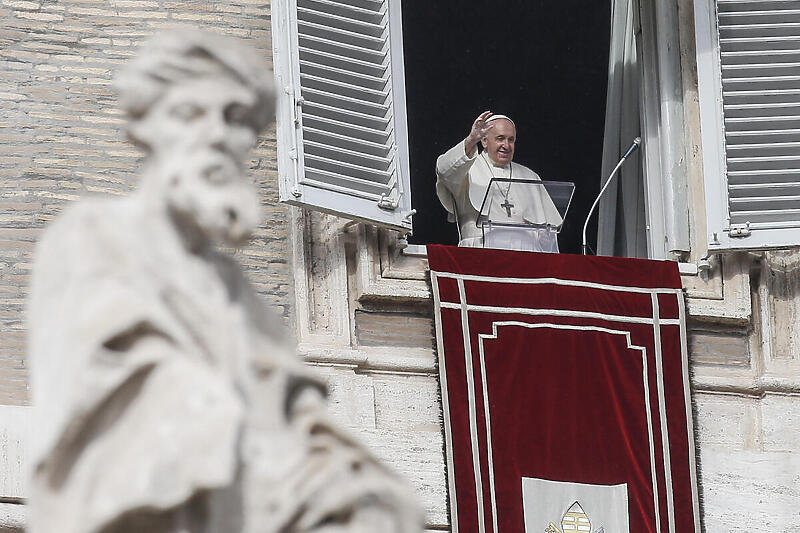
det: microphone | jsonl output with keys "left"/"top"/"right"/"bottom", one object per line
{"left": 622, "top": 137, "right": 641, "bottom": 159}
{"left": 582, "top": 137, "right": 642, "bottom": 255}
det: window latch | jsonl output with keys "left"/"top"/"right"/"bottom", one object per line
{"left": 402, "top": 209, "right": 416, "bottom": 223}
{"left": 729, "top": 222, "right": 751, "bottom": 238}
{"left": 377, "top": 189, "right": 400, "bottom": 210}
{"left": 293, "top": 96, "right": 305, "bottom": 125}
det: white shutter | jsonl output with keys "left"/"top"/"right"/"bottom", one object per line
{"left": 695, "top": 0, "right": 800, "bottom": 250}
{"left": 272, "top": 0, "right": 413, "bottom": 232}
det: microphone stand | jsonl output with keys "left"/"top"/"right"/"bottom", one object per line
{"left": 582, "top": 137, "right": 641, "bottom": 255}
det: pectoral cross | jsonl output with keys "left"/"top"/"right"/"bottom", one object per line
{"left": 501, "top": 198, "right": 514, "bottom": 217}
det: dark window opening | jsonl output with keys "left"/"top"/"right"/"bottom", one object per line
{"left": 402, "top": 0, "right": 612, "bottom": 255}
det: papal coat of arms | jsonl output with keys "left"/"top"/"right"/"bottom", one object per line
{"left": 522, "top": 478, "right": 628, "bottom": 533}
{"left": 544, "top": 501, "right": 605, "bottom": 533}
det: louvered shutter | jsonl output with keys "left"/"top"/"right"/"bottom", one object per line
{"left": 695, "top": 0, "right": 800, "bottom": 250}
{"left": 272, "top": 0, "right": 413, "bottom": 232}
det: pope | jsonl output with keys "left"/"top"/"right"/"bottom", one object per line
{"left": 435, "top": 111, "right": 562, "bottom": 249}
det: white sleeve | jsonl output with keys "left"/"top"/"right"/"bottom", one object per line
{"left": 435, "top": 141, "right": 477, "bottom": 217}
{"left": 436, "top": 141, "right": 477, "bottom": 185}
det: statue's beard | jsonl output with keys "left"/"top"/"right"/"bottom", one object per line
{"left": 162, "top": 150, "right": 261, "bottom": 248}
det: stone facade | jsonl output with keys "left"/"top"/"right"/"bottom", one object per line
{"left": 0, "top": 0, "right": 290, "bottom": 408}
{"left": 2, "top": 1, "right": 800, "bottom": 532}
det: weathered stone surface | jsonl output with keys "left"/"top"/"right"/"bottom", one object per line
{"left": 765, "top": 251, "right": 800, "bottom": 364}
{"left": 0, "top": 502, "right": 25, "bottom": 533}
{"left": 698, "top": 448, "right": 800, "bottom": 532}
{"left": 761, "top": 393, "right": 800, "bottom": 452}
{"left": 355, "top": 310, "right": 435, "bottom": 349}
{"left": 0, "top": 405, "right": 29, "bottom": 499}
{"left": 688, "top": 326, "right": 750, "bottom": 367}
{"left": 694, "top": 392, "right": 761, "bottom": 450}
{"left": 312, "top": 365, "right": 447, "bottom": 524}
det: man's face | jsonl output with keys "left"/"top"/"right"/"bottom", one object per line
{"left": 133, "top": 77, "right": 262, "bottom": 246}
{"left": 481, "top": 119, "right": 516, "bottom": 166}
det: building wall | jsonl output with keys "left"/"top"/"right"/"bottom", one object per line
{"left": 2, "top": 1, "right": 800, "bottom": 532}
{"left": 689, "top": 254, "right": 800, "bottom": 531}
{"left": 675, "top": 0, "right": 800, "bottom": 526}
{"left": 0, "top": 0, "right": 291, "bottom": 408}
{"left": 0, "top": 4, "right": 293, "bottom": 528}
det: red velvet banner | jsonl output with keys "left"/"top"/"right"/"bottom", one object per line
{"left": 427, "top": 245, "right": 700, "bottom": 533}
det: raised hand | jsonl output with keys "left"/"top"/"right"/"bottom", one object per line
{"left": 465, "top": 110, "right": 494, "bottom": 157}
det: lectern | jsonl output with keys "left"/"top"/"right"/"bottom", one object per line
{"left": 477, "top": 178, "right": 575, "bottom": 253}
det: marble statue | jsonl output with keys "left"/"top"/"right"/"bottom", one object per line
{"left": 27, "top": 29, "right": 422, "bottom": 533}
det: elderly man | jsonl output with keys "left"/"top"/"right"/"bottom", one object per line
{"left": 436, "top": 111, "right": 562, "bottom": 250}
{"left": 28, "top": 30, "right": 420, "bottom": 533}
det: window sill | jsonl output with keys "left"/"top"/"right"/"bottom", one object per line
{"left": 366, "top": 237, "right": 749, "bottom": 328}
{"left": 403, "top": 244, "right": 701, "bottom": 275}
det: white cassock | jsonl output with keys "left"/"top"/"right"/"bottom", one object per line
{"left": 435, "top": 141, "right": 563, "bottom": 249}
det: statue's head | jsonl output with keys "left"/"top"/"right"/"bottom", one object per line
{"left": 116, "top": 29, "right": 275, "bottom": 246}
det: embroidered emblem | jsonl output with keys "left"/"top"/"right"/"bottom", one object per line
{"left": 544, "top": 501, "right": 605, "bottom": 533}
{"left": 522, "top": 477, "right": 629, "bottom": 533}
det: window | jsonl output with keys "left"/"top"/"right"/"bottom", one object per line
{"left": 272, "top": 0, "right": 414, "bottom": 232}
{"left": 401, "top": 2, "right": 610, "bottom": 254}
{"left": 695, "top": 0, "right": 800, "bottom": 251}
{"left": 273, "top": 0, "right": 611, "bottom": 254}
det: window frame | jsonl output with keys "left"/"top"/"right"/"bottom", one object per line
{"left": 694, "top": 0, "right": 800, "bottom": 252}
{"left": 272, "top": 0, "right": 414, "bottom": 233}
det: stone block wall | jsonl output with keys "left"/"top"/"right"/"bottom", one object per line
{"left": 0, "top": 0, "right": 292, "bottom": 407}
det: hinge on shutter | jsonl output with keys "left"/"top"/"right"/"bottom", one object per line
{"left": 729, "top": 222, "right": 751, "bottom": 238}
{"left": 377, "top": 189, "right": 399, "bottom": 210}
{"left": 294, "top": 96, "right": 305, "bottom": 125}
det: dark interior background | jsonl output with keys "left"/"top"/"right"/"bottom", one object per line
{"left": 402, "top": 0, "right": 611, "bottom": 254}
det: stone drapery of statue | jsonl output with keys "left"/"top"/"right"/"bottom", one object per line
{"left": 27, "top": 29, "right": 422, "bottom": 533}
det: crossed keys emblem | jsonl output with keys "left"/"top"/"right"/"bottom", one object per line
{"left": 544, "top": 501, "right": 605, "bottom": 533}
